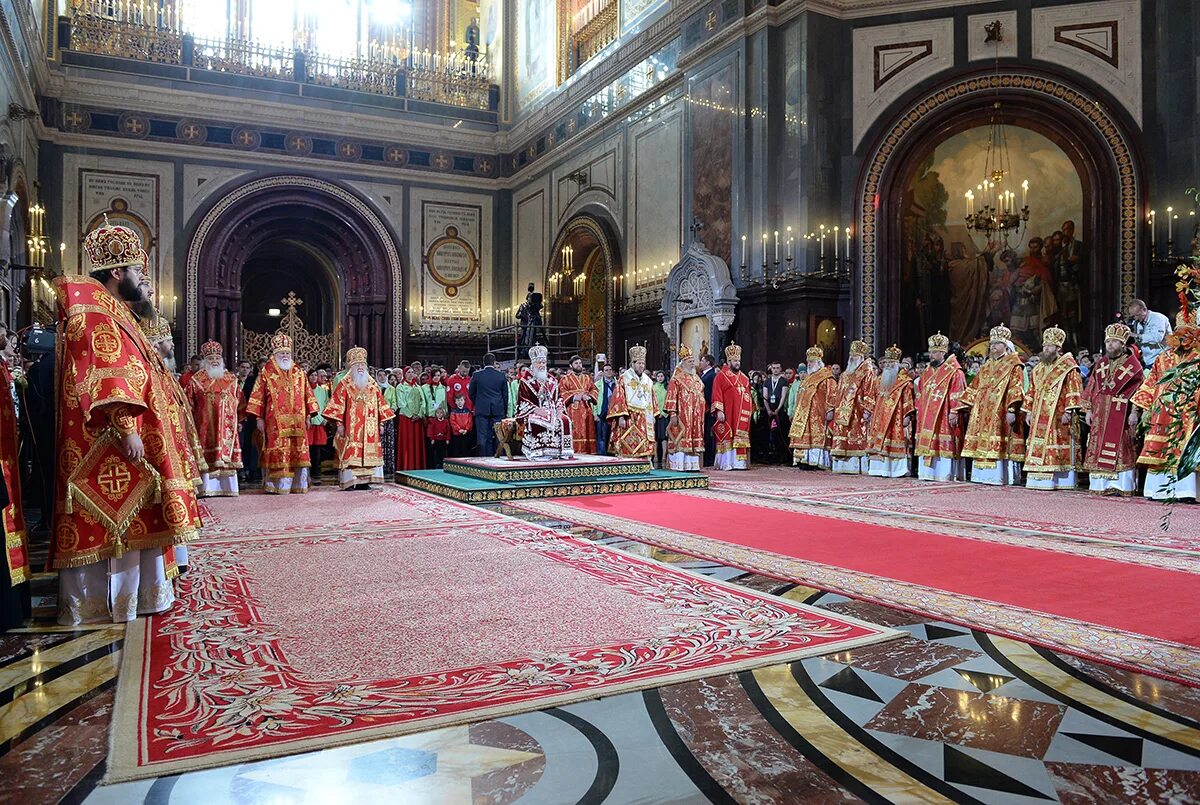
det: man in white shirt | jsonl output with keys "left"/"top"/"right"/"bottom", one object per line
{"left": 1127, "top": 299, "right": 1172, "bottom": 367}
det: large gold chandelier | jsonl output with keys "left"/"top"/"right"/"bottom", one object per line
{"left": 963, "top": 21, "right": 1030, "bottom": 242}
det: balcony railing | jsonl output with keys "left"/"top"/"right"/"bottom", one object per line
{"left": 62, "top": 11, "right": 497, "bottom": 112}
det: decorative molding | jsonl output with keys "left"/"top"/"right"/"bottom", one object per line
{"left": 1032, "top": 0, "right": 1141, "bottom": 127}
{"left": 185, "top": 176, "right": 405, "bottom": 364}
{"left": 856, "top": 72, "right": 1140, "bottom": 348}
{"left": 967, "top": 12, "right": 1017, "bottom": 63}
{"left": 852, "top": 19, "right": 954, "bottom": 149}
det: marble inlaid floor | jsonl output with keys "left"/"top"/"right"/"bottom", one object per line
{"left": 3, "top": 497, "right": 1200, "bottom": 804}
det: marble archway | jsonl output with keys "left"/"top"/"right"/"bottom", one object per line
{"left": 185, "top": 175, "right": 404, "bottom": 367}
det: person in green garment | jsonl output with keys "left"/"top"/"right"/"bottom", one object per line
{"left": 394, "top": 365, "right": 428, "bottom": 470}
{"left": 507, "top": 361, "right": 526, "bottom": 418}
{"left": 653, "top": 369, "right": 669, "bottom": 468}
{"left": 786, "top": 362, "right": 807, "bottom": 419}
{"left": 422, "top": 365, "right": 448, "bottom": 422}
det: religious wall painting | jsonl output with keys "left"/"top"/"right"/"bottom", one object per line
{"left": 689, "top": 61, "right": 735, "bottom": 266}
{"left": 809, "top": 314, "right": 842, "bottom": 366}
{"left": 78, "top": 170, "right": 160, "bottom": 290}
{"left": 900, "top": 125, "right": 1086, "bottom": 355}
{"left": 516, "top": 0, "right": 556, "bottom": 109}
{"left": 578, "top": 249, "right": 608, "bottom": 359}
{"left": 421, "top": 201, "right": 482, "bottom": 324}
{"left": 680, "top": 315, "right": 708, "bottom": 362}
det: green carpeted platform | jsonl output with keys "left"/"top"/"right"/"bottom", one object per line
{"left": 396, "top": 468, "right": 708, "bottom": 503}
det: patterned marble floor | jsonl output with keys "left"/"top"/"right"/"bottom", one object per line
{"left": 2, "top": 493, "right": 1200, "bottom": 803}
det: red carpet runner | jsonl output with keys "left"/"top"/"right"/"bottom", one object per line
{"left": 108, "top": 502, "right": 895, "bottom": 783}
{"left": 517, "top": 491, "right": 1200, "bottom": 686}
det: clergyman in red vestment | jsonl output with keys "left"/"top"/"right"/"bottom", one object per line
{"left": 866, "top": 345, "right": 916, "bottom": 477}
{"left": 1081, "top": 323, "right": 1143, "bottom": 495}
{"left": 246, "top": 334, "right": 319, "bottom": 495}
{"left": 1023, "top": 326, "right": 1084, "bottom": 490}
{"left": 664, "top": 345, "right": 705, "bottom": 471}
{"left": 323, "top": 347, "right": 395, "bottom": 489}
{"left": 559, "top": 354, "right": 598, "bottom": 454}
{"left": 711, "top": 343, "right": 753, "bottom": 470}
{"left": 829, "top": 340, "right": 879, "bottom": 475}
{"left": 914, "top": 332, "right": 966, "bottom": 481}
{"left": 186, "top": 340, "right": 244, "bottom": 498}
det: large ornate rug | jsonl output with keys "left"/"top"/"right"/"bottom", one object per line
{"left": 509, "top": 491, "right": 1200, "bottom": 687}
{"left": 107, "top": 514, "right": 896, "bottom": 782}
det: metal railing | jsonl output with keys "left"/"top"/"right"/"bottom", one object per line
{"left": 487, "top": 325, "right": 598, "bottom": 366}
{"left": 191, "top": 35, "right": 293, "bottom": 79}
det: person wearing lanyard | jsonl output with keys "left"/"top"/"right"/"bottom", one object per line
{"left": 1126, "top": 299, "right": 1172, "bottom": 367}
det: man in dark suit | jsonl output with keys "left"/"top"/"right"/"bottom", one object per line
{"left": 468, "top": 352, "right": 509, "bottom": 456}
{"left": 700, "top": 353, "right": 717, "bottom": 467}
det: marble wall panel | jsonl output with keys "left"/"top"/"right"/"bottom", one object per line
{"left": 689, "top": 60, "right": 736, "bottom": 267}
{"left": 514, "top": 180, "right": 549, "bottom": 307}
{"left": 627, "top": 104, "right": 683, "bottom": 286}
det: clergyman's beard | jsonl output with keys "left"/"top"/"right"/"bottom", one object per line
{"left": 847, "top": 356, "right": 863, "bottom": 372}
{"left": 131, "top": 299, "right": 157, "bottom": 321}
{"left": 117, "top": 270, "right": 144, "bottom": 303}
{"left": 1106, "top": 346, "right": 1124, "bottom": 360}
{"left": 930, "top": 357, "right": 944, "bottom": 367}
{"left": 807, "top": 361, "right": 822, "bottom": 373}
{"left": 275, "top": 356, "right": 294, "bottom": 372}
{"left": 205, "top": 363, "right": 224, "bottom": 380}
{"left": 1041, "top": 350, "right": 1059, "bottom": 364}
{"left": 162, "top": 355, "right": 177, "bottom": 373}
{"left": 880, "top": 366, "right": 899, "bottom": 391}
{"left": 533, "top": 365, "right": 548, "bottom": 381}
{"left": 352, "top": 366, "right": 371, "bottom": 389}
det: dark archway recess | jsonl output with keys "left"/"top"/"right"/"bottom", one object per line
{"left": 192, "top": 184, "right": 397, "bottom": 367}
{"left": 855, "top": 68, "right": 1143, "bottom": 352}
{"left": 545, "top": 211, "right": 622, "bottom": 363}
{"left": 239, "top": 240, "right": 337, "bottom": 338}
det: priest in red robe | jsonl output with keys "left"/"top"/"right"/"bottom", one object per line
{"left": 559, "top": 354, "right": 598, "bottom": 454}
{"left": 829, "top": 340, "right": 879, "bottom": 474}
{"left": 186, "top": 340, "right": 244, "bottom": 498}
{"left": 711, "top": 343, "right": 753, "bottom": 470}
{"left": 1023, "top": 325, "right": 1083, "bottom": 490}
{"left": 323, "top": 347, "right": 395, "bottom": 489}
{"left": 246, "top": 334, "right": 319, "bottom": 494}
{"left": 665, "top": 345, "right": 705, "bottom": 471}
{"left": 516, "top": 345, "right": 573, "bottom": 459}
{"left": 608, "top": 345, "right": 656, "bottom": 459}
{"left": 52, "top": 221, "right": 201, "bottom": 625}
{"left": 866, "top": 345, "right": 916, "bottom": 477}
{"left": 914, "top": 332, "right": 966, "bottom": 481}
{"left": 1082, "top": 323, "right": 1143, "bottom": 495}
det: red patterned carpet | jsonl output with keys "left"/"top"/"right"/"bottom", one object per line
{"left": 108, "top": 491, "right": 896, "bottom": 782}
{"left": 705, "top": 468, "right": 1200, "bottom": 552}
{"left": 511, "top": 489, "right": 1200, "bottom": 687}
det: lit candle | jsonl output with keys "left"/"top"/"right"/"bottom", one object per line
{"left": 740, "top": 234, "right": 746, "bottom": 266}
{"left": 59, "top": 242, "right": 66, "bottom": 267}
{"left": 786, "top": 226, "right": 793, "bottom": 259}
{"left": 1021, "top": 180, "right": 1028, "bottom": 208}
{"left": 773, "top": 230, "right": 779, "bottom": 262}
{"left": 1150, "top": 210, "right": 1156, "bottom": 245}
{"left": 834, "top": 227, "right": 840, "bottom": 262}
{"left": 1168, "top": 207, "right": 1174, "bottom": 243}
{"left": 761, "top": 232, "right": 768, "bottom": 266}
{"left": 845, "top": 226, "right": 851, "bottom": 259}
{"left": 819, "top": 225, "right": 825, "bottom": 258}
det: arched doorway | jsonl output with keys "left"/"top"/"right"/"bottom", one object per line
{"left": 185, "top": 175, "right": 404, "bottom": 367}
{"left": 856, "top": 69, "right": 1142, "bottom": 352}
{"left": 545, "top": 213, "right": 621, "bottom": 361}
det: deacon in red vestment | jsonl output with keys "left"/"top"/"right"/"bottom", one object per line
{"left": 246, "top": 334, "right": 319, "bottom": 495}
{"left": 829, "top": 340, "right": 879, "bottom": 474}
{"left": 1023, "top": 326, "right": 1084, "bottom": 490}
{"left": 664, "top": 345, "right": 705, "bottom": 471}
{"left": 1081, "top": 323, "right": 1143, "bottom": 495}
{"left": 608, "top": 345, "right": 656, "bottom": 459}
{"left": 788, "top": 346, "right": 837, "bottom": 469}
{"left": 866, "top": 345, "right": 916, "bottom": 477}
{"left": 323, "top": 347, "right": 395, "bottom": 490}
{"left": 0, "top": 353, "right": 29, "bottom": 631}
{"left": 711, "top": 343, "right": 753, "bottom": 470}
{"left": 516, "top": 345, "right": 573, "bottom": 459}
{"left": 186, "top": 340, "right": 244, "bottom": 498}
{"left": 52, "top": 222, "right": 201, "bottom": 626}
{"left": 559, "top": 354, "right": 598, "bottom": 454}
{"left": 914, "top": 332, "right": 966, "bottom": 481}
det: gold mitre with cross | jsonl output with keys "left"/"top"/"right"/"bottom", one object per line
{"left": 1104, "top": 322, "right": 1131, "bottom": 343}
{"left": 677, "top": 343, "right": 693, "bottom": 361}
{"left": 989, "top": 323, "right": 1012, "bottom": 344}
{"left": 1042, "top": 325, "right": 1067, "bottom": 348}
{"left": 139, "top": 314, "right": 172, "bottom": 345}
{"left": 724, "top": 343, "right": 742, "bottom": 362}
{"left": 927, "top": 331, "right": 950, "bottom": 351}
{"left": 200, "top": 340, "right": 222, "bottom": 359}
{"left": 629, "top": 344, "right": 647, "bottom": 363}
{"left": 883, "top": 344, "right": 903, "bottom": 362}
{"left": 849, "top": 339, "right": 869, "bottom": 357}
{"left": 805, "top": 345, "right": 823, "bottom": 361}
{"left": 528, "top": 344, "right": 548, "bottom": 363}
{"left": 270, "top": 333, "right": 293, "bottom": 354}
{"left": 345, "top": 346, "right": 368, "bottom": 367}
{"left": 83, "top": 214, "right": 147, "bottom": 272}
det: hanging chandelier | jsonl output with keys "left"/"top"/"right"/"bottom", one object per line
{"left": 963, "top": 21, "right": 1030, "bottom": 242}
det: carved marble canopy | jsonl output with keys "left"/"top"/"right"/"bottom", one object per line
{"left": 659, "top": 240, "right": 739, "bottom": 367}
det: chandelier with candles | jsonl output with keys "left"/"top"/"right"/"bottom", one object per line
{"left": 963, "top": 21, "right": 1030, "bottom": 242}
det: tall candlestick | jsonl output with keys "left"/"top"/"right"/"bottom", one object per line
{"left": 786, "top": 226, "right": 793, "bottom": 260}
{"left": 1168, "top": 207, "right": 1174, "bottom": 245}
{"left": 740, "top": 234, "right": 746, "bottom": 267}
{"left": 1150, "top": 210, "right": 1156, "bottom": 246}
{"left": 845, "top": 226, "right": 851, "bottom": 261}
{"left": 834, "top": 227, "right": 840, "bottom": 262}
{"left": 761, "top": 233, "right": 767, "bottom": 267}
{"left": 773, "top": 230, "right": 779, "bottom": 262}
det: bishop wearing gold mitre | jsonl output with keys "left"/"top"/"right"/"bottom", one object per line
{"left": 52, "top": 220, "right": 201, "bottom": 625}
{"left": 829, "top": 340, "right": 878, "bottom": 474}
{"left": 323, "top": 347, "right": 395, "bottom": 490}
{"left": 914, "top": 332, "right": 967, "bottom": 481}
{"left": 186, "top": 340, "right": 244, "bottom": 497}
{"left": 246, "top": 334, "right": 319, "bottom": 494}
{"left": 711, "top": 343, "right": 753, "bottom": 470}
{"left": 866, "top": 345, "right": 916, "bottom": 478}
{"left": 608, "top": 345, "right": 657, "bottom": 459}
{"left": 1131, "top": 269, "right": 1200, "bottom": 500}
{"left": 1081, "top": 322, "right": 1143, "bottom": 495}
{"left": 1023, "top": 325, "right": 1084, "bottom": 490}
{"left": 789, "top": 346, "right": 837, "bottom": 470}
{"left": 956, "top": 323, "right": 1026, "bottom": 485}
{"left": 664, "top": 344, "right": 706, "bottom": 471}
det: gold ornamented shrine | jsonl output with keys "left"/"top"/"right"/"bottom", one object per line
{"left": 241, "top": 292, "right": 339, "bottom": 369}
